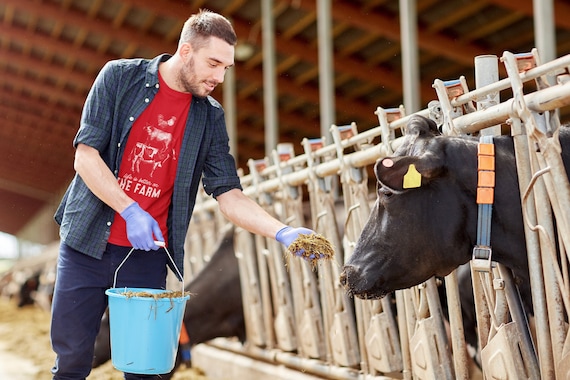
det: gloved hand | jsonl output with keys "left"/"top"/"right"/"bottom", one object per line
{"left": 120, "top": 202, "right": 164, "bottom": 251}
{"left": 276, "top": 226, "right": 321, "bottom": 259}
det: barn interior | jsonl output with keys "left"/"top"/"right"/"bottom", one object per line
{"left": 1, "top": 0, "right": 570, "bottom": 252}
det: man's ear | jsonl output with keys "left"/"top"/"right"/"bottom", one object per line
{"left": 374, "top": 153, "right": 443, "bottom": 192}
{"left": 178, "top": 42, "right": 193, "bottom": 62}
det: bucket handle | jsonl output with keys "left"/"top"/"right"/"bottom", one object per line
{"left": 112, "top": 241, "right": 184, "bottom": 294}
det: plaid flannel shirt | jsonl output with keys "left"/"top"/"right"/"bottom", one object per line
{"left": 54, "top": 54, "right": 242, "bottom": 277}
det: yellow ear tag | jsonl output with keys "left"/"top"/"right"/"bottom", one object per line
{"left": 403, "top": 164, "right": 422, "bottom": 189}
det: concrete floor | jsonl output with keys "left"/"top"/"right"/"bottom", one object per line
{"left": 0, "top": 342, "right": 41, "bottom": 380}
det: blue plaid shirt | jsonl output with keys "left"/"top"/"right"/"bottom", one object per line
{"left": 55, "top": 54, "right": 242, "bottom": 276}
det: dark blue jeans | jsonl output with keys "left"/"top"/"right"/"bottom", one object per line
{"left": 50, "top": 242, "right": 168, "bottom": 380}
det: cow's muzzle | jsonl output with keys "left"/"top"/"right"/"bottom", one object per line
{"left": 339, "top": 265, "right": 355, "bottom": 296}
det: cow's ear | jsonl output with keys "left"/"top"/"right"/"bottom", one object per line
{"left": 375, "top": 154, "right": 443, "bottom": 192}
{"left": 405, "top": 115, "right": 440, "bottom": 137}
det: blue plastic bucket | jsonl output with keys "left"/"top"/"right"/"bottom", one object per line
{"left": 105, "top": 287, "right": 189, "bottom": 374}
{"left": 105, "top": 243, "right": 189, "bottom": 374}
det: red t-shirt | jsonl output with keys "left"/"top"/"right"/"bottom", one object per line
{"left": 108, "top": 73, "right": 191, "bottom": 246}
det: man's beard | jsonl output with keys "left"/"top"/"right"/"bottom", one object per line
{"left": 177, "top": 57, "right": 210, "bottom": 98}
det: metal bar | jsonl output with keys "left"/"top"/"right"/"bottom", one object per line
{"left": 452, "top": 80, "right": 570, "bottom": 135}
{"left": 425, "top": 278, "right": 455, "bottom": 379}
{"left": 444, "top": 270, "right": 470, "bottom": 379}
{"left": 261, "top": 0, "right": 278, "bottom": 157}
{"left": 451, "top": 54, "right": 570, "bottom": 107}
{"left": 399, "top": 0, "right": 420, "bottom": 113}
{"left": 531, "top": 147, "right": 568, "bottom": 372}
{"left": 399, "top": 289, "right": 414, "bottom": 380}
{"left": 223, "top": 66, "right": 237, "bottom": 157}
{"left": 475, "top": 55, "right": 501, "bottom": 136}
{"left": 511, "top": 116, "right": 555, "bottom": 379}
{"left": 533, "top": 0, "right": 556, "bottom": 64}
{"left": 207, "top": 338, "right": 365, "bottom": 380}
{"left": 317, "top": 0, "right": 335, "bottom": 140}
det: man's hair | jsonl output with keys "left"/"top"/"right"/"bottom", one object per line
{"left": 179, "top": 9, "right": 237, "bottom": 50}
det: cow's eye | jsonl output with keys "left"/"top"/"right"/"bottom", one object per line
{"left": 378, "top": 185, "right": 393, "bottom": 198}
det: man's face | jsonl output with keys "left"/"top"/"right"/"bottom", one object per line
{"left": 178, "top": 37, "right": 235, "bottom": 97}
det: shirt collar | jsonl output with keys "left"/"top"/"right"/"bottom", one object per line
{"left": 145, "top": 54, "right": 172, "bottom": 88}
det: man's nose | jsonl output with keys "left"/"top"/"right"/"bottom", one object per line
{"left": 214, "top": 67, "right": 226, "bottom": 84}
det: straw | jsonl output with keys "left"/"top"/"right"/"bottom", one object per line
{"left": 286, "top": 233, "right": 335, "bottom": 268}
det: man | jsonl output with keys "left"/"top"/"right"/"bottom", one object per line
{"left": 51, "top": 9, "right": 312, "bottom": 380}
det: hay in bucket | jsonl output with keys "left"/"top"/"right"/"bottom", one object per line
{"left": 119, "top": 289, "right": 191, "bottom": 300}
{"left": 285, "top": 232, "right": 335, "bottom": 268}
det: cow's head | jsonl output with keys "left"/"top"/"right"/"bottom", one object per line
{"left": 340, "top": 115, "right": 479, "bottom": 299}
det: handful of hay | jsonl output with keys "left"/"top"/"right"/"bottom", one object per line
{"left": 286, "top": 233, "right": 335, "bottom": 267}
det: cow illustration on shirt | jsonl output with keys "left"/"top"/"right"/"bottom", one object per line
{"left": 129, "top": 114, "right": 177, "bottom": 177}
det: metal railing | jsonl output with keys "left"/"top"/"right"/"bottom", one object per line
{"left": 182, "top": 49, "right": 570, "bottom": 379}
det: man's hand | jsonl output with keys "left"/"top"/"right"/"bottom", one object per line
{"left": 277, "top": 226, "right": 333, "bottom": 263}
{"left": 276, "top": 226, "right": 315, "bottom": 248}
{"left": 120, "top": 202, "right": 164, "bottom": 251}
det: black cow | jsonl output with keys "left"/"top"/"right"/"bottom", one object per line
{"left": 17, "top": 271, "right": 41, "bottom": 308}
{"left": 92, "top": 225, "right": 245, "bottom": 376}
{"left": 340, "top": 115, "right": 570, "bottom": 305}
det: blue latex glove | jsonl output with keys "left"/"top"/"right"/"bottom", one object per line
{"left": 276, "top": 226, "right": 323, "bottom": 259}
{"left": 120, "top": 202, "right": 164, "bottom": 251}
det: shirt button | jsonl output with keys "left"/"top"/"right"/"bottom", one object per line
{"left": 117, "top": 143, "right": 121, "bottom": 148}
{"left": 106, "top": 221, "right": 112, "bottom": 226}
{"left": 145, "top": 98, "right": 149, "bottom": 103}
{"left": 155, "top": 84, "right": 159, "bottom": 88}
{"left": 129, "top": 116, "right": 134, "bottom": 121}
{"left": 146, "top": 83, "right": 150, "bottom": 87}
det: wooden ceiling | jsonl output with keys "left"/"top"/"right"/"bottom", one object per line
{"left": 1, "top": 0, "right": 570, "bottom": 238}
